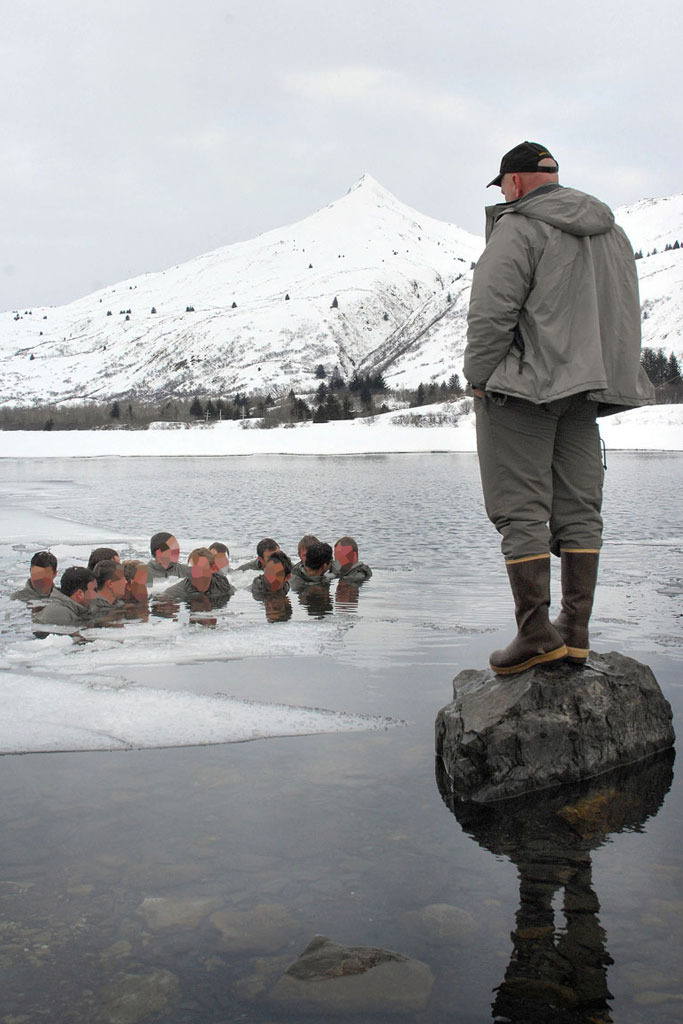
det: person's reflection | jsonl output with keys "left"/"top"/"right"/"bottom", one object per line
{"left": 335, "top": 578, "right": 360, "bottom": 608}
{"left": 296, "top": 583, "right": 333, "bottom": 617}
{"left": 262, "top": 592, "right": 293, "bottom": 622}
{"left": 436, "top": 751, "right": 674, "bottom": 1024}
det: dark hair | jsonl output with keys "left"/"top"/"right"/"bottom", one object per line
{"left": 88, "top": 547, "right": 120, "bottom": 571}
{"left": 305, "top": 542, "right": 333, "bottom": 571}
{"left": 209, "top": 541, "right": 229, "bottom": 554}
{"left": 335, "top": 536, "right": 359, "bottom": 553}
{"left": 256, "top": 537, "right": 278, "bottom": 560}
{"left": 31, "top": 550, "right": 57, "bottom": 572}
{"left": 93, "top": 559, "right": 123, "bottom": 589}
{"left": 150, "top": 531, "right": 173, "bottom": 557}
{"left": 60, "top": 566, "right": 96, "bottom": 597}
{"left": 266, "top": 550, "right": 293, "bottom": 575}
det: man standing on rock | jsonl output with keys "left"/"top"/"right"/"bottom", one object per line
{"left": 464, "top": 141, "right": 654, "bottom": 675}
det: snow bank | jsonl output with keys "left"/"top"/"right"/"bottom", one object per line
{"left": 0, "top": 672, "right": 401, "bottom": 754}
{"left": 1, "top": 402, "right": 681, "bottom": 457}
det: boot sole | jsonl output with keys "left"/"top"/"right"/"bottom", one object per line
{"left": 565, "top": 644, "right": 589, "bottom": 664}
{"left": 490, "top": 644, "right": 568, "bottom": 676}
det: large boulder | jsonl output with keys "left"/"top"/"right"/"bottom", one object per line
{"left": 267, "top": 934, "right": 434, "bottom": 1014}
{"left": 435, "top": 651, "right": 675, "bottom": 802}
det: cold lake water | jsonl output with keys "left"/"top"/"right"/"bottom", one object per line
{"left": 0, "top": 452, "right": 681, "bottom": 1023}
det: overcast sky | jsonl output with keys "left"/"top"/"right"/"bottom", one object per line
{"left": 2, "top": 0, "right": 681, "bottom": 311}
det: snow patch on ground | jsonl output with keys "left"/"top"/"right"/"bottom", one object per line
{"left": 1, "top": 401, "right": 681, "bottom": 457}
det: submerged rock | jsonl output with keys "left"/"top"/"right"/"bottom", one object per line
{"left": 137, "top": 895, "right": 214, "bottom": 931}
{"left": 267, "top": 934, "right": 434, "bottom": 1014}
{"left": 435, "top": 651, "right": 675, "bottom": 802}
{"left": 101, "top": 969, "right": 180, "bottom": 1024}
{"left": 400, "top": 903, "right": 477, "bottom": 944}
{"left": 210, "top": 902, "right": 298, "bottom": 953}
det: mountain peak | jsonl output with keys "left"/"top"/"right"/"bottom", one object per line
{"left": 344, "top": 173, "right": 401, "bottom": 205}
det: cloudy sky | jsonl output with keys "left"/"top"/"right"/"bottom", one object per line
{"left": 2, "top": 0, "right": 680, "bottom": 311}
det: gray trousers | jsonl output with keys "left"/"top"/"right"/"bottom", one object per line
{"left": 474, "top": 392, "right": 604, "bottom": 560}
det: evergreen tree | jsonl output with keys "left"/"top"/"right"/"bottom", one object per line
{"left": 293, "top": 398, "right": 311, "bottom": 421}
{"left": 448, "top": 372, "right": 464, "bottom": 395}
{"left": 326, "top": 394, "right": 343, "bottom": 420}
{"left": 190, "top": 396, "right": 204, "bottom": 418}
{"left": 110, "top": 401, "right": 120, "bottom": 420}
{"left": 315, "top": 364, "right": 326, "bottom": 378}
{"left": 360, "top": 384, "right": 373, "bottom": 408}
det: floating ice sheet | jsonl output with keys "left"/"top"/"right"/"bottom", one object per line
{"left": 0, "top": 672, "right": 402, "bottom": 754}
{"left": 0, "top": 505, "right": 129, "bottom": 547}
{"left": 1, "top": 613, "right": 344, "bottom": 674}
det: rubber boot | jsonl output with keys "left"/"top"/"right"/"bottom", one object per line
{"left": 552, "top": 549, "right": 600, "bottom": 665}
{"left": 490, "top": 555, "right": 567, "bottom": 675}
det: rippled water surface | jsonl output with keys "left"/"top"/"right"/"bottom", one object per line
{"left": 1, "top": 452, "right": 682, "bottom": 1023}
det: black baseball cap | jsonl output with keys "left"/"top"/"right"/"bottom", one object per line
{"left": 487, "top": 141, "right": 558, "bottom": 187}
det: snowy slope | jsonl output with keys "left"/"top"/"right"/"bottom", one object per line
{"left": 616, "top": 194, "right": 683, "bottom": 358}
{"left": 0, "top": 175, "right": 482, "bottom": 405}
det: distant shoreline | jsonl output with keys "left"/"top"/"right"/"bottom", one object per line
{"left": 1, "top": 404, "right": 682, "bottom": 457}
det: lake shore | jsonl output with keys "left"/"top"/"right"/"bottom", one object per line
{"left": 1, "top": 401, "right": 682, "bottom": 457}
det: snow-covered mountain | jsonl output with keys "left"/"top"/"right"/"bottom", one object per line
{"left": 615, "top": 194, "right": 683, "bottom": 356}
{"left": 1, "top": 180, "right": 681, "bottom": 408}
{"left": 0, "top": 175, "right": 481, "bottom": 405}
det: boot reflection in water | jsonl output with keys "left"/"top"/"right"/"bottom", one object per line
{"left": 436, "top": 751, "right": 674, "bottom": 1024}
{"left": 493, "top": 857, "right": 612, "bottom": 1024}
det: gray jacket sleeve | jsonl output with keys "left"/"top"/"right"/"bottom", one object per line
{"left": 464, "top": 215, "right": 537, "bottom": 387}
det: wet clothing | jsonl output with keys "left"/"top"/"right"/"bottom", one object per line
{"left": 290, "top": 564, "right": 334, "bottom": 589}
{"left": 331, "top": 560, "right": 373, "bottom": 584}
{"left": 464, "top": 183, "right": 653, "bottom": 560}
{"left": 235, "top": 557, "right": 260, "bottom": 572}
{"left": 146, "top": 558, "right": 192, "bottom": 582}
{"left": 11, "top": 579, "right": 54, "bottom": 602}
{"left": 87, "top": 596, "right": 126, "bottom": 622}
{"left": 158, "top": 574, "right": 236, "bottom": 601}
{"left": 34, "top": 590, "right": 90, "bottom": 627}
{"left": 251, "top": 576, "right": 290, "bottom": 599}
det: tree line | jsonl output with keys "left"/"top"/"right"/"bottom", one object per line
{"left": 1, "top": 350, "right": 679, "bottom": 430}
{"left": 0, "top": 373, "right": 465, "bottom": 431}
{"left": 640, "top": 347, "right": 683, "bottom": 402}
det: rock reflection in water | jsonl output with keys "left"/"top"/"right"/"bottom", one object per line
{"left": 436, "top": 750, "right": 675, "bottom": 1024}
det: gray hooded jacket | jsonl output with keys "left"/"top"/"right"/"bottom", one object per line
{"left": 34, "top": 589, "right": 90, "bottom": 626}
{"left": 464, "top": 184, "right": 654, "bottom": 414}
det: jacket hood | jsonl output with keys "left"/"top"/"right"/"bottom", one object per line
{"left": 489, "top": 185, "right": 615, "bottom": 238}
